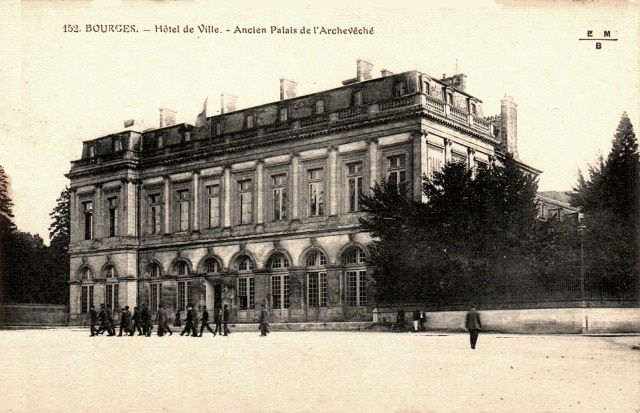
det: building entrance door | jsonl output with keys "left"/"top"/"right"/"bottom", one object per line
{"left": 213, "top": 284, "right": 222, "bottom": 310}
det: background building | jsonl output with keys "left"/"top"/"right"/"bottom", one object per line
{"left": 67, "top": 60, "right": 532, "bottom": 325}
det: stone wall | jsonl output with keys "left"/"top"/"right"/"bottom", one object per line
{"left": 0, "top": 304, "right": 68, "bottom": 327}
{"left": 373, "top": 307, "right": 640, "bottom": 334}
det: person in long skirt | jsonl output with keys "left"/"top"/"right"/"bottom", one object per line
{"left": 258, "top": 303, "right": 270, "bottom": 337}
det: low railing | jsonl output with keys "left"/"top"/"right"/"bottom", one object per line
{"left": 263, "top": 121, "right": 291, "bottom": 134}
{"left": 301, "top": 113, "right": 329, "bottom": 127}
{"left": 424, "top": 95, "right": 445, "bottom": 113}
{"left": 337, "top": 105, "right": 367, "bottom": 120}
{"left": 473, "top": 115, "right": 491, "bottom": 132}
{"left": 379, "top": 95, "right": 415, "bottom": 111}
{"left": 449, "top": 105, "right": 468, "bottom": 122}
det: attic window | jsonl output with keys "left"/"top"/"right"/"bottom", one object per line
{"left": 88, "top": 145, "right": 95, "bottom": 158}
{"left": 278, "top": 107, "right": 288, "bottom": 122}
{"left": 245, "top": 114, "right": 255, "bottom": 129}
{"left": 352, "top": 90, "right": 363, "bottom": 106}
{"left": 113, "top": 137, "right": 122, "bottom": 152}
{"left": 423, "top": 81, "right": 431, "bottom": 96}
{"left": 394, "top": 81, "right": 406, "bottom": 97}
{"left": 315, "top": 100, "right": 325, "bottom": 114}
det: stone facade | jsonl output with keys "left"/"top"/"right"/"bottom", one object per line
{"left": 67, "top": 61, "right": 530, "bottom": 325}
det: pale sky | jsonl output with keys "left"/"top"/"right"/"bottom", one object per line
{"left": 1, "top": 0, "right": 638, "bottom": 243}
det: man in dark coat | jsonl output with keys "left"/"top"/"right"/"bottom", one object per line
{"left": 199, "top": 305, "right": 215, "bottom": 337}
{"left": 141, "top": 304, "right": 152, "bottom": 337}
{"left": 156, "top": 304, "right": 172, "bottom": 336}
{"left": 465, "top": 305, "right": 482, "bottom": 349}
{"left": 213, "top": 307, "right": 222, "bottom": 336}
{"left": 118, "top": 306, "right": 132, "bottom": 336}
{"left": 412, "top": 309, "right": 421, "bottom": 332}
{"left": 180, "top": 305, "right": 198, "bottom": 337}
{"left": 96, "top": 304, "right": 108, "bottom": 335}
{"left": 222, "top": 304, "right": 231, "bottom": 336}
{"left": 131, "top": 306, "right": 143, "bottom": 336}
{"left": 89, "top": 304, "right": 97, "bottom": 337}
{"left": 258, "top": 303, "right": 270, "bottom": 337}
{"left": 396, "top": 307, "right": 405, "bottom": 331}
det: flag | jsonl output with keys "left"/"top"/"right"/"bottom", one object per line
{"left": 195, "top": 97, "right": 208, "bottom": 127}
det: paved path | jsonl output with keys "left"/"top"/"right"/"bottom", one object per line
{"left": 0, "top": 330, "right": 638, "bottom": 413}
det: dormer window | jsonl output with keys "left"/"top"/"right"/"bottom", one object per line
{"left": 88, "top": 145, "right": 95, "bottom": 158}
{"left": 113, "top": 137, "right": 122, "bottom": 152}
{"left": 213, "top": 122, "right": 222, "bottom": 136}
{"left": 394, "top": 81, "right": 407, "bottom": 97}
{"left": 245, "top": 114, "right": 255, "bottom": 129}
{"left": 278, "top": 107, "right": 288, "bottom": 122}
{"left": 352, "top": 90, "right": 363, "bottom": 106}
{"left": 423, "top": 81, "right": 431, "bottom": 96}
{"left": 445, "top": 91, "right": 454, "bottom": 105}
{"left": 315, "top": 100, "right": 325, "bottom": 114}
{"left": 470, "top": 102, "right": 477, "bottom": 116}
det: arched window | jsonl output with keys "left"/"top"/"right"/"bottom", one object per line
{"left": 344, "top": 247, "right": 367, "bottom": 265}
{"left": 148, "top": 263, "right": 161, "bottom": 278}
{"left": 268, "top": 253, "right": 290, "bottom": 270}
{"left": 81, "top": 267, "right": 93, "bottom": 281}
{"left": 204, "top": 258, "right": 221, "bottom": 274}
{"left": 342, "top": 247, "right": 367, "bottom": 307}
{"left": 236, "top": 255, "right": 254, "bottom": 272}
{"left": 306, "top": 250, "right": 327, "bottom": 308}
{"left": 104, "top": 265, "right": 117, "bottom": 279}
{"left": 306, "top": 250, "right": 327, "bottom": 267}
{"left": 174, "top": 261, "right": 188, "bottom": 276}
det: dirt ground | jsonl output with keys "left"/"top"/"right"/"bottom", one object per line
{"left": 0, "top": 329, "right": 638, "bottom": 413}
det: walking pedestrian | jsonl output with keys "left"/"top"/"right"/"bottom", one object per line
{"left": 412, "top": 308, "right": 421, "bottom": 332}
{"left": 118, "top": 306, "right": 132, "bottom": 336}
{"left": 199, "top": 306, "right": 215, "bottom": 337}
{"left": 141, "top": 304, "right": 152, "bottom": 337}
{"left": 180, "top": 305, "right": 198, "bottom": 337}
{"left": 174, "top": 310, "right": 182, "bottom": 327}
{"left": 465, "top": 305, "right": 482, "bottom": 349}
{"left": 88, "top": 304, "right": 98, "bottom": 337}
{"left": 156, "top": 304, "right": 173, "bottom": 336}
{"left": 131, "top": 306, "right": 143, "bottom": 336}
{"left": 420, "top": 310, "right": 427, "bottom": 331}
{"left": 258, "top": 303, "right": 270, "bottom": 337}
{"left": 213, "top": 307, "right": 222, "bottom": 336}
{"left": 222, "top": 304, "right": 231, "bottom": 336}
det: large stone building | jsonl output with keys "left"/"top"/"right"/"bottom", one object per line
{"left": 67, "top": 60, "right": 534, "bottom": 325}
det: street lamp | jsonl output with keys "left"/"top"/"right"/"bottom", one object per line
{"left": 577, "top": 221, "right": 586, "bottom": 308}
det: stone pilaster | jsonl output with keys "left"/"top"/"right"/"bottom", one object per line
{"left": 163, "top": 176, "right": 171, "bottom": 235}
{"left": 411, "top": 131, "right": 428, "bottom": 202}
{"left": 328, "top": 146, "right": 338, "bottom": 216}
{"left": 192, "top": 171, "right": 200, "bottom": 232}
{"left": 223, "top": 166, "right": 231, "bottom": 229}
{"left": 256, "top": 160, "right": 264, "bottom": 228}
{"left": 367, "top": 138, "right": 378, "bottom": 192}
{"left": 290, "top": 153, "right": 300, "bottom": 221}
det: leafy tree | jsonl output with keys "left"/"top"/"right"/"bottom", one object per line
{"left": 361, "top": 153, "right": 542, "bottom": 307}
{"left": 47, "top": 187, "right": 71, "bottom": 304}
{"left": 570, "top": 113, "right": 639, "bottom": 300}
{"left": 0, "top": 165, "right": 16, "bottom": 306}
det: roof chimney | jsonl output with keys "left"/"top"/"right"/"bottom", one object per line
{"left": 280, "top": 79, "right": 297, "bottom": 100}
{"left": 380, "top": 69, "right": 394, "bottom": 77}
{"left": 499, "top": 95, "right": 518, "bottom": 159}
{"left": 159, "top": 107, "right": 177, "bottom": 128}
{"left": 123, "top": 119, "right": 136, "bottom": 128}
{"left": 220, "top": 92, "right": 239, "bottom": 114}
{"left": 357, "top": 58, "right": 373, "bottom": 81}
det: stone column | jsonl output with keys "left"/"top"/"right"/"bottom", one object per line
{"left": 163, "top": 176, "right": 171, "bottom": 235}
{"left": 411, "top": 131, "right": 428, "bottom": 202}
{"left": 444, "top": 138, "right": 452, "bottom": 163}
{"left": 69, "top": 188, "right": 77, "bottom": 242}
{"left": 192, "top": 171, "right": 200, "bottom": 232}
{"left": 468, "top": 147, "right": 476, "bottom": 177}
{"left": 367, "top": 138, "right": 378, "bottom": 193}
{"left": 328, "top": 146, "right": 338, "bottom": 216}
{"left": 95, "top": 184, "right": 103, "bottom": 239}
{"left": 290, "top": 154, "right": 300, "bottom": 221}
{"left": 223, "top": 166, "right": 232, "bottom": 229}
{"left": 256, "top": 160, "right": 264, "bottom": 229}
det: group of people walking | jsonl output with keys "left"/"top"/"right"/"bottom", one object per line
{"left": 88, "top": 303, "right": 239, "bottom": 338}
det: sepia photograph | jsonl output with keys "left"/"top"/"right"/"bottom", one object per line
{"left": 0, "top": 0, "right": 638, "bottom": 412}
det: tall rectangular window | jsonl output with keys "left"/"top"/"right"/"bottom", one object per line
{"left": 307, "top": 272, "right": 327, "bottom": 308}
{"left": 427, "top": 146, "right": 444, "bottom": 178}
{"left": 149, "top": 194, "right": 162, "bottom": 235}
{"left": 278, "top": 107, "right": 288, "bottom": 122}
{"left": 105, "top": 284, "right": 118, "bottom": 312}
{"left": 245, "top": 114, "right": 254, "bottom": 129}
{"left": 178, "top": 281, "right": 192, "bottom": 312}
{"left": 394, "top": 81, "right": 407, "bottom": 96}
{"left": 108, "top": 197, "right": 118, "bottom": 237}
{"left": 308, "top": 169, "right": 324, "bottom": 217}
{"left": 207, "top": 184, "right": 220, "bottom": 228}
{"left": 239, "top": 180, "right": 253, "bottom": 224}
{"left": 83, "top": 201, "right": 93, "bottom": 240}
{"left": 81, "top": 285, "right": 94, "bottom": 313}
{"left": 388, "top": 155, "right": 407, "bottom": 186}
{"left": 150, "top": 283, "right": 162, "bottom": 312}
{"left": 347, "top": 162, "right": 363, "bottom": 212}
{"left": 272, "top": 174, "right": 287, "bottom": 221}
{"left": 352, "top": 90, "right": 363, "bottom": 106}
{"left": 315, "top": 100, "right": 325, "bottom": 114}
{"left": 178, "top": 189, "right": 190, "bottom": 232}
{"left": 271, "top": 275, "right": 290, "bottom": 310}
{"left": 237, "top": 277, "right": 255, "bottom": 310}
{"left": 346, "top": 270, "right": 367, "bottom": 307}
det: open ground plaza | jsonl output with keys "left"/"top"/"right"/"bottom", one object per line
{"left": 0, "top": 329, "right": 638, "bottom": 413}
